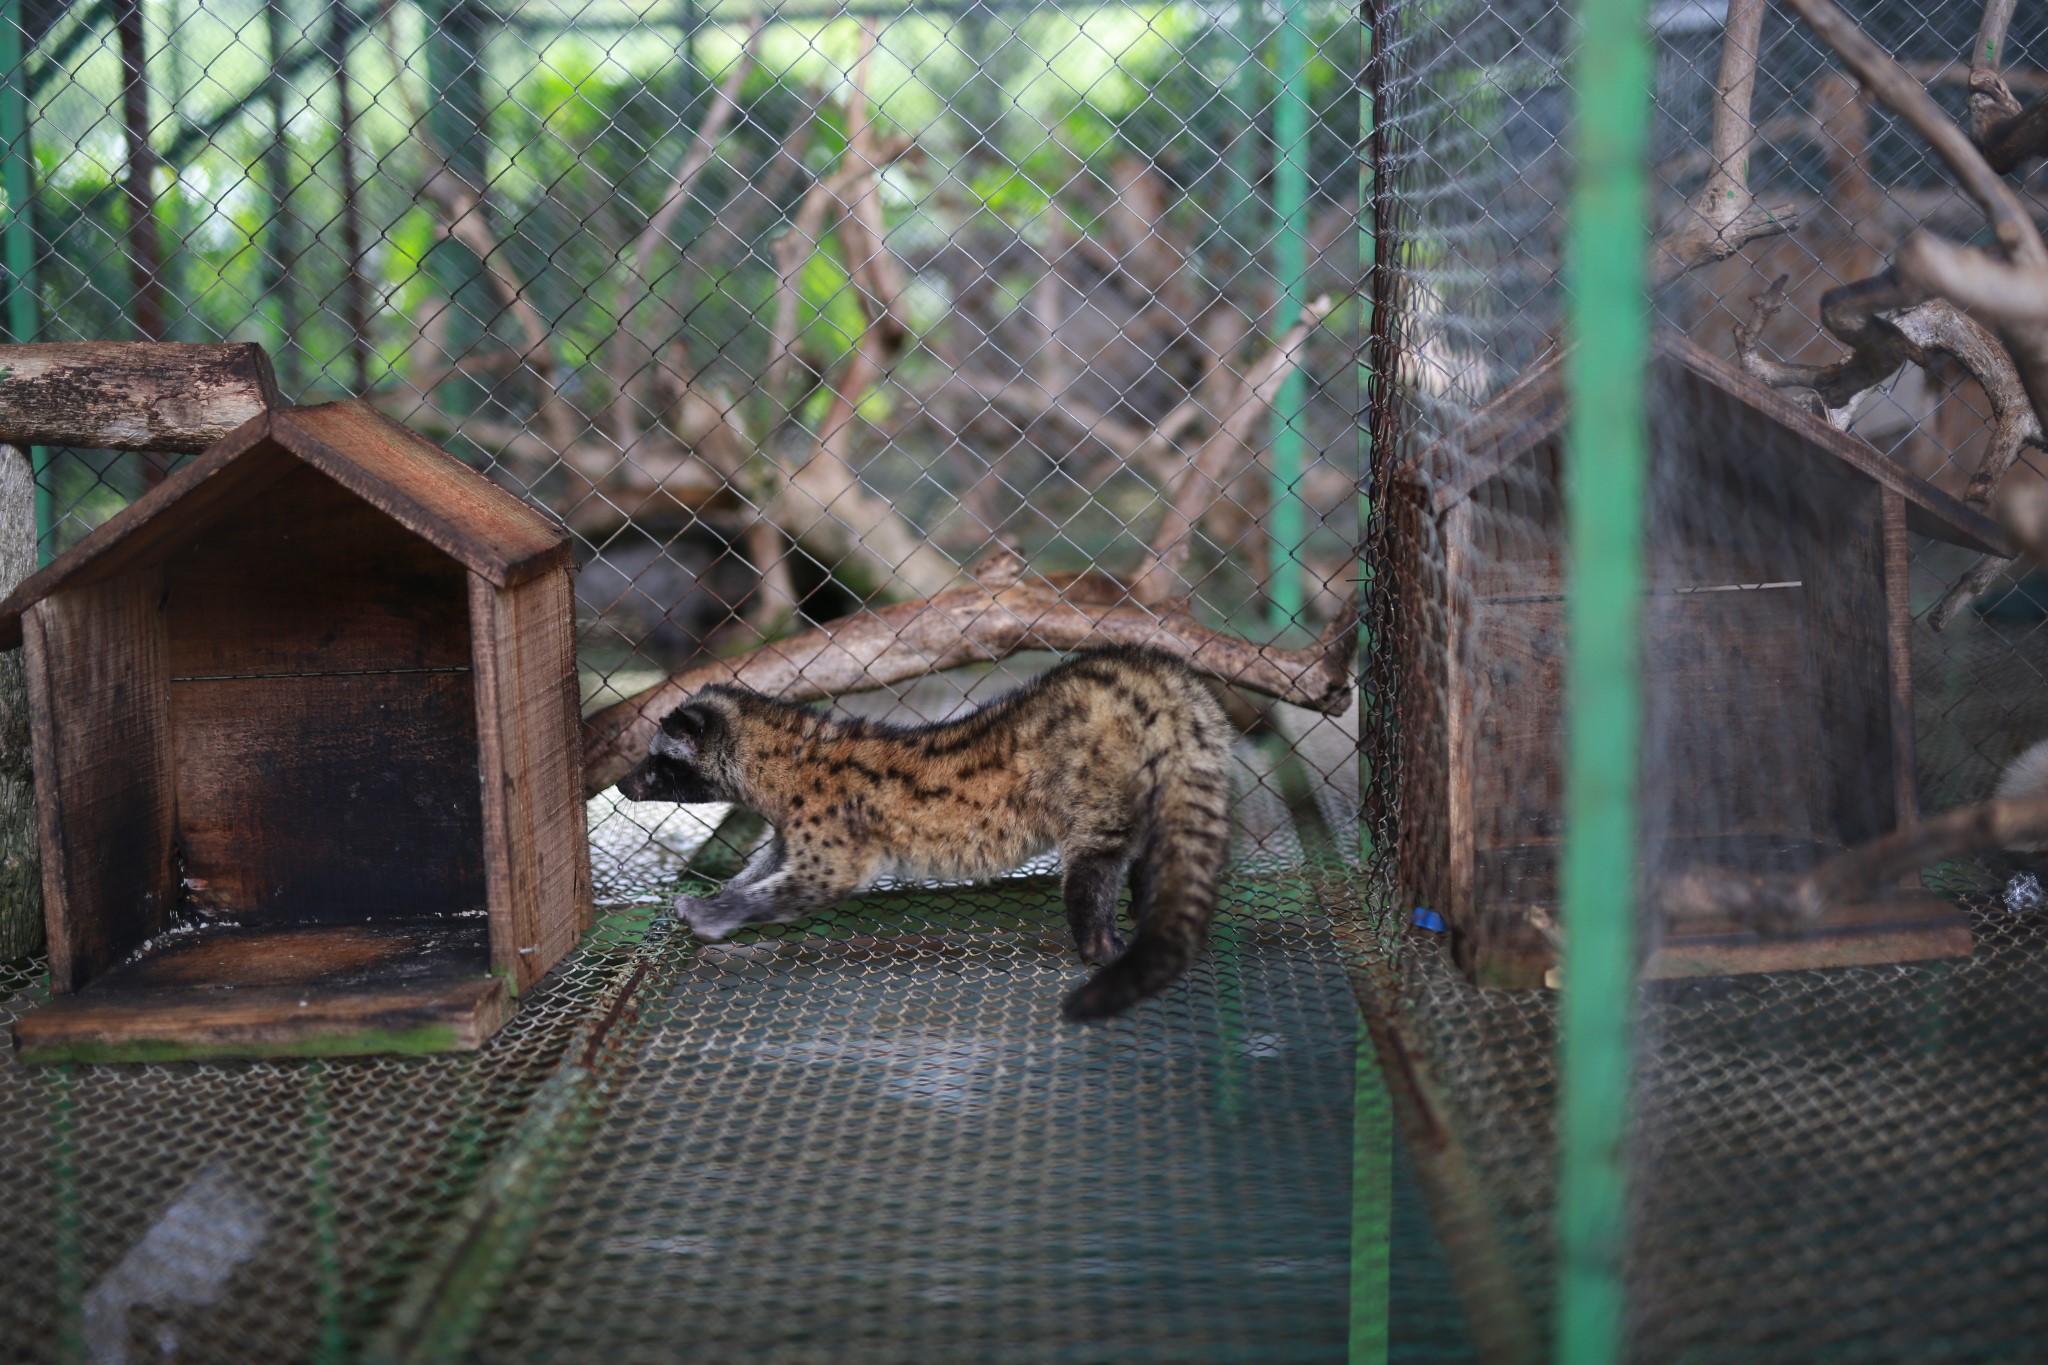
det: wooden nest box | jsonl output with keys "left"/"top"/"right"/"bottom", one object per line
{"left": 1384, "top": 335, "right": 2006, "bottom": 987}
{"left": 3, "top": 400, "right": 591, "bottom": 1061}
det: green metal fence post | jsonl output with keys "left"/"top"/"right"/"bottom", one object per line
{"left": 1556, "top": 0, "right": 1651, "bottom": 1355}
{"left": 1, "top": 0, "right": 51, "bottom": 561}
{"left": 1268, "top": 0, "right": 1310, "bottom": 630}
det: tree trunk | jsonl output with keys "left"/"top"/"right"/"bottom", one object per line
{"left": 0, "top": 444, "right": 39, "bottom": 960}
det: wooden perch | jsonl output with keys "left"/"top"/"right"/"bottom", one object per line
{"left": 0, "top": 343, "right": 279, "bottom": 452}
{"left": 1665, "top": 793, "right": 2048, "bottom": 931}
{"left": 1653, "top": 0, "right": 1802, "bottom": 283}
{"left": 581, "top": 555, "right": 1362, "bottom": 796}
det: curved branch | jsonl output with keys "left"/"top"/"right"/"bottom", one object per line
{"left": 581, "top": 568, "right": 1362, "bottom": 794}
{"left": 1781, "top": 0, "right": 2047, "bottom": 270}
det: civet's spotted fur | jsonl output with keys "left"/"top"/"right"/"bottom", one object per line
{"left": 616, "top": 647, "right": 1235, "bottom": 1020}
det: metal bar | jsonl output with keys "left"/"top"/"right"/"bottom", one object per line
{"left": 0, "top": 0, "right": 50, "bottom": 561}
{"left": 1349, "top": 1017, "right": 1390, "bottom": 1365}
{"left": 1355, "top": 0, "right": 1376, "bottom": 863}
{"left": 307, "top": 1062, "right": 347, "bottom": 1365}
{"left": 1555, "top": 0, "right": 1652, "bottom": 1351}
{"left": 1267, "top": 0, "right": 1310, "bottom": 629}
{"left": 1217, "top": 0, "right": 1262, "bottom": 266}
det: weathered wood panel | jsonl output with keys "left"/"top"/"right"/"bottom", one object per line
{"left": 164, "top": 463, "right": 471, "bottom": 677}
{"left": 0, "top": 425, "right": 299, "bottom": 650}
{"left": 0, "top": 342, "right": 279, "bottom": 452}
{"left": 1882, "top": 488, "right": 1921, "bottom": 877}
{"left": 25, "top": 569, "right": 176, "bottom": 993}
{"left": 471, "top": 566, "right": 592, "bottom": 990}
{"left": 12, "top": 920, "right": 505, "bottom": 1063}
{"left": 171, "top": 671, "right": 486, "bottom": 923}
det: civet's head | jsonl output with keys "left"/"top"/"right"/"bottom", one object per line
{"left": 615, "top": 690, "right": 747, "bottom": 804}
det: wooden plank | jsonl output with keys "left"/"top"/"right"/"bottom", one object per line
{"left": 1470, "top": 586, "right": 1825, "bottom": 854}
{"left": 163, "top": 463, "right": 471, "bottom": 677}
{"left": 1882, "top": 488, "right": 1922, "bottom": 889}
{"left": 1443, "top": 499, "right": 1475, "bottom": 924}
{"left": 12, "top": 908, "right": 503, "bottom": 1063}
{"left": 279, "top": 402, "right": 569, "bottom": 588}
{"left": 1794, "top": 476, "right": 1895, "bottom": 848}
{"left": 1668, "top": 336, "right": 2011, "bottom": 557}
{"left": 470, "top": 566, "right": 592, "bottom": 991}
{"left": 0, "top": 419, "right": 297, "bottom": 649}
{"left": 1407, "top": 334, "right": 2011, "bottom": 558}
{"left": 1644, "top": 895, "right": 1971, "bottom": 978}
{"left": 24, "top": 570, "right": 176, "bottom": 993}
{"left": 171, "top": 672, "right": 487, "bottom": 922}
{"left": 0, "top": 341, "right": 278, "bottom": 452}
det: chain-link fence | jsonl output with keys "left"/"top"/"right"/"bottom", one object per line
{"left": 7, "top": 0, "right": 2048, "bottom": 1356}
{"left": 1366, "top": 0, "right": 2048, "bottom": 1359}
{"left": 1, "top": 0, "right": 1380, "bottom": 1359}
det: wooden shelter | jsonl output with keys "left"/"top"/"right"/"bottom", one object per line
{"left": 1384, "top": 334, "right": 2007, "bottom": 987}
{"left": 2, "top": 399, "right": 591, "bottom": 1061}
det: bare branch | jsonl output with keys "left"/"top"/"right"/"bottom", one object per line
{"left": 1963, "top": 0, "right": 2047, "bottom": 174}
{"left": 373, "top": 6, "right": 582, "bottom": 456}
{"left": 582, "top": 563, "right": 1364, "bottom": 794}
{"left": 1998, "top": 478, "right": 2048, "bottom": 561}
{"left": 1926, "top": 553, "right": 2016, "bottom": 632}
{"left": 1780, "top": 0, "right": 2048, "bottom": 270}
{"left": 1968, "top": 0, "right": 2022, "bottom": 143}
{"left": 1653, "top": 0, "right": 1803, "bottom": 283}
{"left": 607, "top": 23, "right": 764, "bottom": 448}
{"left": 1131, "top": 296, "right": 1334, "bottom": 604}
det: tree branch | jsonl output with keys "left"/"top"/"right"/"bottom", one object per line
{"left": 1783, "top": 0, "right": 2047, "bottom": 269}
{"left": 1778, "top": 0, "right": 2048, "bottom": 429}
{"left": 607, "top": 23, "right": 764, "bottom": 449}
{"left": 1653, "top": 0, "right": 1803, "bottom": 283}
{"left": 1131, "top": 296, "right": 1334, "bottom": 604}
{"left": 582, "top": 556, "right": 1363, "bottom": 795}
{"left": 1964, "top": 0, "right": 2048, "bottom": 174}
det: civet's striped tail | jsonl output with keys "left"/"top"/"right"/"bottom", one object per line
{"left": 1060, "top": 742, "right": 1232, "bottom": 1022}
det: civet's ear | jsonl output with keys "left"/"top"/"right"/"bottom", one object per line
{"left": 650, "top": 702, "right": 713, "bottom": 760}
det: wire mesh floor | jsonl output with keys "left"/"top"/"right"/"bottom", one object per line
{"left": 0, "top": 860, "right": 1372, "bottom": 1364}
{"left": 1375, "top": 890, "right": 2048, "bottom": 1364}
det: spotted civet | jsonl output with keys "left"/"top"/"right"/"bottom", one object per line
{"left": 614, "top": 647, "right": 1235, "bottom": 1020}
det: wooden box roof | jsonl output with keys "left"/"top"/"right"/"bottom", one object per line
{"left": 0, "top": 400, "right": 570, "bottom": 648}
{"left": 1396, "top": 332, "right": 2013, "bottom": 559}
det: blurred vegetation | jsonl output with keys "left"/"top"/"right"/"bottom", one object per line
{"left": 9, "top": 0, "right": 1365, "bottom": 648}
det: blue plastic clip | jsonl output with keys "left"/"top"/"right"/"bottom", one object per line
{"left": 1412, "top": 907, "right": 1447, "bottom": 932}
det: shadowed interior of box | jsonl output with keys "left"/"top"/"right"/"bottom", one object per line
{"left": 15, "top": 460, "right": 502, "bottom": 1062}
